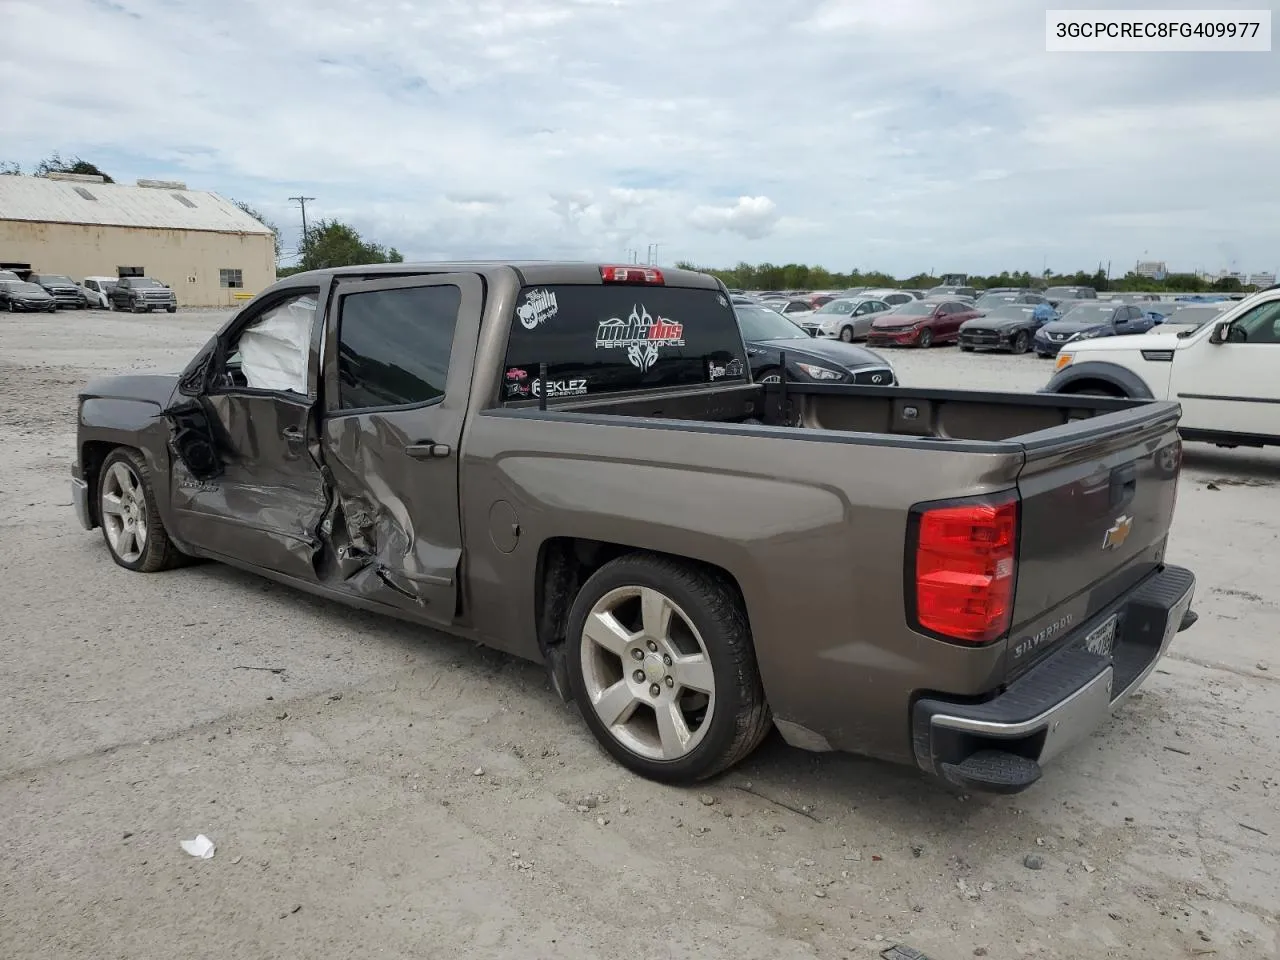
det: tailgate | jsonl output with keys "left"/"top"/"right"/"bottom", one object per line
{"left": 1006, "top": 401, "right": 1182, "bottom": 678}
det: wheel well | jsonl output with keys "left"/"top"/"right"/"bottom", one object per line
{"left": 1062, "top": 379, "right": 1126, "bottom": 398}
{"left": 534, "top": 537, "right": 748, "bottom": 663}
{"left": 80, "top": 441, "right": 127, "bottom": 526}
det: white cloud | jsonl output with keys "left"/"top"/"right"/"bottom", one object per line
{"left": 689, "top": 197, "right": 780, "bottom": 240}
{"left": 0, "top": 0, "right": 1276, "bottom": 275}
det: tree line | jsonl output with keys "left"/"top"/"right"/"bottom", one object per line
{"left": 671, "top": 261, "right": 1262, "bottom": 295}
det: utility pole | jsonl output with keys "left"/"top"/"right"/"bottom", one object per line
{"left": 288, "top": 195, "right": 315, "bottom": 251}
{"left": 651, "top": 243, "right": 660, "bottom": 265}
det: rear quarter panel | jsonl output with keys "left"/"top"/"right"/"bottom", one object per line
{"left": 460, "top": 411, "right": 1027, "bottom": 763}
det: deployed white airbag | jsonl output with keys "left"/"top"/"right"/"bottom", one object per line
{"left": 238, "top": 296, "right": 315, "bottom": 393}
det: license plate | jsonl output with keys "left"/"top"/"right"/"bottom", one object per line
{"left": 1083, "top": 614, "right": 1118, "bottom": 658}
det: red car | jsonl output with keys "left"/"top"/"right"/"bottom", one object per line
{"left": 865, "top": 297, "right": 979, "bottom": 348}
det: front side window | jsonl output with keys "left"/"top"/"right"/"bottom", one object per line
{"left": 502, "top": 284, "right": 746, "bottom": 401}
{"left": 221, "top": 292, "right": 317, "bottom": 394}
{"left": 1230, "top": 300, "right": 1280, "bottom": 344}
{"left": 337, "top": 284, "right": 460, "bottom": 410}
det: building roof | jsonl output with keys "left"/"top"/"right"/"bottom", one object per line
{"left": 0, "top": 175, "right": 273, "bottom": 235}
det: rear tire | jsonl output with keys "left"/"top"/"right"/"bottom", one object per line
{"left": 960, "top": 345, "right": 974, "bottom": 353}
{"left": 566, "top": 553, "right": 771, "bottom": 783}
{"left": 97, "top": 447, "right": 186, "bottom": 573}
{"left": 918, "top": 328, "right": 934, "bottom": 348}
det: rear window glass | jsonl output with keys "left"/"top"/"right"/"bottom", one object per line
{"left": 502, "top": 284, "right": 747, "bottom": 401}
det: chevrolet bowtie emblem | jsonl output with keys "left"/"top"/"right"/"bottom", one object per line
{"left": 1102, "top": 515, "right": 1133, "bottom": 551}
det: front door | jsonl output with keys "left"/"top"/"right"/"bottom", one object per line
{"left": 167, "top": 288, "right": 328, "bottom": 581}
{"left": 318, "top": 273, "right": 483, "bottom": 626}
{"left": 1171, "top": 298, "right": 1280, "bottom": 436}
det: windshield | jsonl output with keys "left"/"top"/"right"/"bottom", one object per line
{"left": 893, "top": 301, "right": 937, "bottom": 316}
{"left": 982, "top": 305, "right": 1036, "bottom": 320}
{"left": 1044, "top": 286, "right": 1089, "bottom": 299}
{"left": 1058, "top": 304, "right": 1116, "bottom": 324}
{"left": 816, "top": 299, "right": 858, "bottom": 315}
{"left": 42, "top": 275, "right": 74, "bottom": 284}
{"left": 976, "top": 292, "right": 1018, "bottom": 305}
{"left": 7, "top": 282, "right": 48, "bottom": 295}
{"left": 736, "top": 305, "right": 809, "bottom": 340}
{"left": 130, "top": 278, "right": 163, "bottom": 288}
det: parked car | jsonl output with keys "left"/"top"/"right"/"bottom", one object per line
{"left": 28, "top": 273, "right": 88, "bottom": 309}
{"left": 734, "top": 303, "right": 897, "bottom": 384}
{"left": 773, "top": 298, "right": 816, "bottom": 323}
{"left": 925, "top": 285, "right": 978, "bottom": 300}
{"left": 69, "top": 260, "right": 1197, "bottom": 792}
{"left": 1045, "top": 287, "right": 1280, "bottom": 448}
{"left": 974, "top": 290, "right": 1047, "bottom": 309}
{"left": 0, "top": 279, "right": 57, "bottom": 312}
{"left": 958, "top": 304, "right": 1051, "bottom": 354}
{"left": 803, "top": 297, "right": 892, "bottom": 341}
{"left": 1033, "top": 303, "right": 1155, "bottom": 358}
{"left": 858, "top": 288, "right": 917, "bottom": 307}
{"left": 80, "top": 276, "right": 118, "bottom": 308}
{"left": 1042, "top": 285, "right": 1098, "bottom": 305}
{"left": 866, "top": 298, "right": 981, "bottom": 348}
{"left": 108, "top": 276, "right": 178, "bottom": 313}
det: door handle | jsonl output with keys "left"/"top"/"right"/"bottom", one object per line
{"left": 405, "top": 442, "right": 452, "bottom": 459}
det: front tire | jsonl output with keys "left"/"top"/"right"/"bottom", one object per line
{"left": 918, "top": 327, "right": 934, "bottom": 348}
{"left": 839, "top": 325, "right": 854, "bottom": 343}
{"left": 97, "top": 448, "right": 185, "bottom": 572}
{"left": 757, "top": 367, "right": 782, "bottom": 384}
{"left": 1012, "top": 330, "right": 1030, "bottom": 354}
{"left": 566, "top": 553, "right": 771, "bottom": 783}
{"left": 960, "top": 345, "right": 974, "bottom": 352}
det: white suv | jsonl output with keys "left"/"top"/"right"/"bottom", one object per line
{"left": 1043, "top": 288, "right": 1280, "bottom": 448}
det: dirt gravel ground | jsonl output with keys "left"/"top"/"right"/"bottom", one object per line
{"left": 1, "top": 309, "right": 1277, "bottom": 960}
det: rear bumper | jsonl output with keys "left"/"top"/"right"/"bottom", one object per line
{"left": 911, "top": 564, "right": 1196, "bottom": 794}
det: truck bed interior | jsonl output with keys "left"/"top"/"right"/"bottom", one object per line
{"left": 515, "top": 382, "right": 1156, "bottom": 445}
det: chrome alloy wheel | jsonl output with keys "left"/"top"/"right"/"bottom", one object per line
{"left": 101, "top": 460, "right": 148, "bottom": 564}
{"left": 579, "top": 585, "right": 716, "bottom": 761}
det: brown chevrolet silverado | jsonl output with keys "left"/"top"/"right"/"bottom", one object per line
{"left": 71, "top": 262, "right": 1198, "bottom": 792}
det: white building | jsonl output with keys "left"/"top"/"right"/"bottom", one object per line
{"left": 1135, "top": 260, "right": 1167, "bottom": 280}
{"left": 1248, "top": 271, "right": 1276, "bottom": 288}
{"left": 0, "top": 173, "right": 276, "bottom": 306}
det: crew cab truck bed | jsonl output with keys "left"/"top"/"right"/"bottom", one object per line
{"left": 70, "top": 262, "right": 1197, "bottom": 792}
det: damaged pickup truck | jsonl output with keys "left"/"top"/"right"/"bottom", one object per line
{"left": 71, "top": 262, "right": 1198, "bottom": 792}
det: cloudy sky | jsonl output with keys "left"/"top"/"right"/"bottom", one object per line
{"left": 2, "top": 0, "right": 1277, "bottom": 276}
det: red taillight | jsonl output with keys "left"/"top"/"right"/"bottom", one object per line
{"left": 911, "top": 495, "right": 1018, "bottom": 644}
{"left": 600, "top": 265, "right": 665, "bottom": 284}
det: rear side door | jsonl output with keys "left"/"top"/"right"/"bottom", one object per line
{"left": 319, "top": 273, "right": 483, "bottom": 626}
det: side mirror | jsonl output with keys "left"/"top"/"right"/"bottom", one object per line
{"left": 1208, "top": 320, "right": 1231, "bottom": 344}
